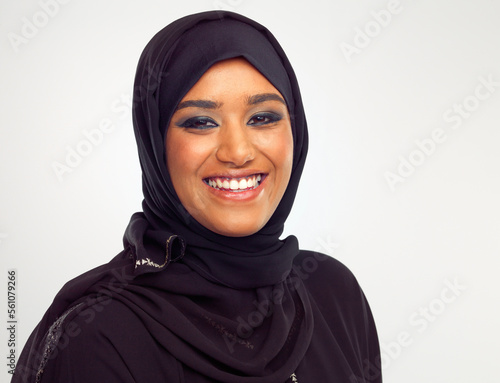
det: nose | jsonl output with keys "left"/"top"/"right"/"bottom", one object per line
{"left": 215, "top": 120, "right": 255, "bottom": 167}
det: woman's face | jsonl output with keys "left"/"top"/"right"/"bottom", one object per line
{"left": 166, "top": 58, "right": 293, "bottom": 237}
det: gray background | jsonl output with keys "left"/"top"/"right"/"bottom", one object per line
{"left": 1, "top": 0, "right": 499, "bottom": 381}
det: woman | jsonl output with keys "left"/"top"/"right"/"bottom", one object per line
{"left": 13, "top": 10, "right": 381, "bottom": 383}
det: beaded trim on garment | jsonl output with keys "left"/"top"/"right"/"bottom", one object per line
{"left": 134, "top": 234, "right": 185, "bottom": 271}
{"left": 34, "top": 302, "right": 84, "bottom": 383}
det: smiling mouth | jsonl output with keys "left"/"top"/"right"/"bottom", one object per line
{"left": 203, "top": 174, "right": 264, "bottom": 192}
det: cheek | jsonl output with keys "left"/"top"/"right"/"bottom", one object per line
{"left": 166, "top": 130, "right": 216, "bottom": 202}
{"left": 280, "top": 145, "right": 294, "bottom": 194}
{"left": 166, "top": 133, "right": 182, "bottom": 180}
{"left": 269, "top": 129, "right": 294, "bottom": 178}
{"left": 254, "top": 128, "right": 294, "bottom": 203}
{"left": 167, "top": 131, "right": 200, "bottom": 174}
{"left": 166, "top": 130, "right": 196, "bottom": 193}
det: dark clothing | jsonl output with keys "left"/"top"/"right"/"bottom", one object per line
{"left": 13, "top": 10, "right": 381, "bottom": 382}
{"left": 16, "top": 251, "right": 381, "bottom": 382}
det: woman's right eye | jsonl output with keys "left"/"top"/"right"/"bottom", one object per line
{"left": 177, "top": 117, "right": 218, "bottom": 130}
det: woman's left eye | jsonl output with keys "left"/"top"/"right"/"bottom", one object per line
{"left": 248, "top": 112, "right": 282, "bottom": 126}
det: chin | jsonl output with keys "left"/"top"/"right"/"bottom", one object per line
{"left": 204, "top": 218, "right": 266, "bottom": 238}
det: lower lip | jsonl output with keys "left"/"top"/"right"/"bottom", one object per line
{"left": 204, "top": 176, "right": 267, "bottom": 202}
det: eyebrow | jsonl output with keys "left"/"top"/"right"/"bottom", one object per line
{"left": 174, "top": 93, "right": 286, "bottom": 111}
{"left": 247, "top": 93, "right": 287, "bottom": 106}
{"left": 175, "top": 100, "right": 221, "bottom": 111}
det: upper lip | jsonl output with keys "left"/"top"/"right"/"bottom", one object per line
{"left": 203, "top": 170, "right": 266, "bottom": 180}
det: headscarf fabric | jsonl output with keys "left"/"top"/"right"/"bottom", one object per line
{"left": 126, "top": 10, "right": 309, "bottom": 289}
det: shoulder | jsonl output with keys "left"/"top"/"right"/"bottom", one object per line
{"left": 38, "top": 298, "right": 177, "bottom": 382}
{"left": 36, "top": 299, "right": 133, "bottom": 382}
{"left": 56, "top": 296, "right": 159, "bottom": 357}
{"left": 293, "top": 250, "right": 373, "bottom": 324}
{"left": 293, "top": 250, "right": 362, "bottom": 293}
{"left": 294, "top": 252, "right": 382, "bottom": 381}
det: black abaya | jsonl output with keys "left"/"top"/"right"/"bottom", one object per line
{"left": 13, "top": 10, "right": 382, "bottom": 383}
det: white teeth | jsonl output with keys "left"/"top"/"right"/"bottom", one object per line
{"left": 229, "top": 180, "right": 238, "bottom": 190}
{"left": 206, "top": 174, "right": 263, "bottom": 192}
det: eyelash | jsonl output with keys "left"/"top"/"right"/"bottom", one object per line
{"left": 177, "top": 112, "right": 282, "bottom": 130}
{"left": 177, "top": 117, "right": 217, "bottom": 130}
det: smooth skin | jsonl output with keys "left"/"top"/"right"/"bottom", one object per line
{"left": 166, "top": 58, "right": 293, "bottom": 237}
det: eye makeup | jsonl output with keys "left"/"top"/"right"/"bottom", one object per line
{"left": 176, "top": 116, "right": 219, "bottom": 130}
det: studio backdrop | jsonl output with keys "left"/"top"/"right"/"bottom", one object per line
{"left": 1, "top": 1, "right": 499, "bottom": 382}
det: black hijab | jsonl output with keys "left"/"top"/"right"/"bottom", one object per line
{"left": 14, "top": 10, "right": 318, "bottom": 383}
{"left": 125, "top": 10, "right": 308, "bottom": 289}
